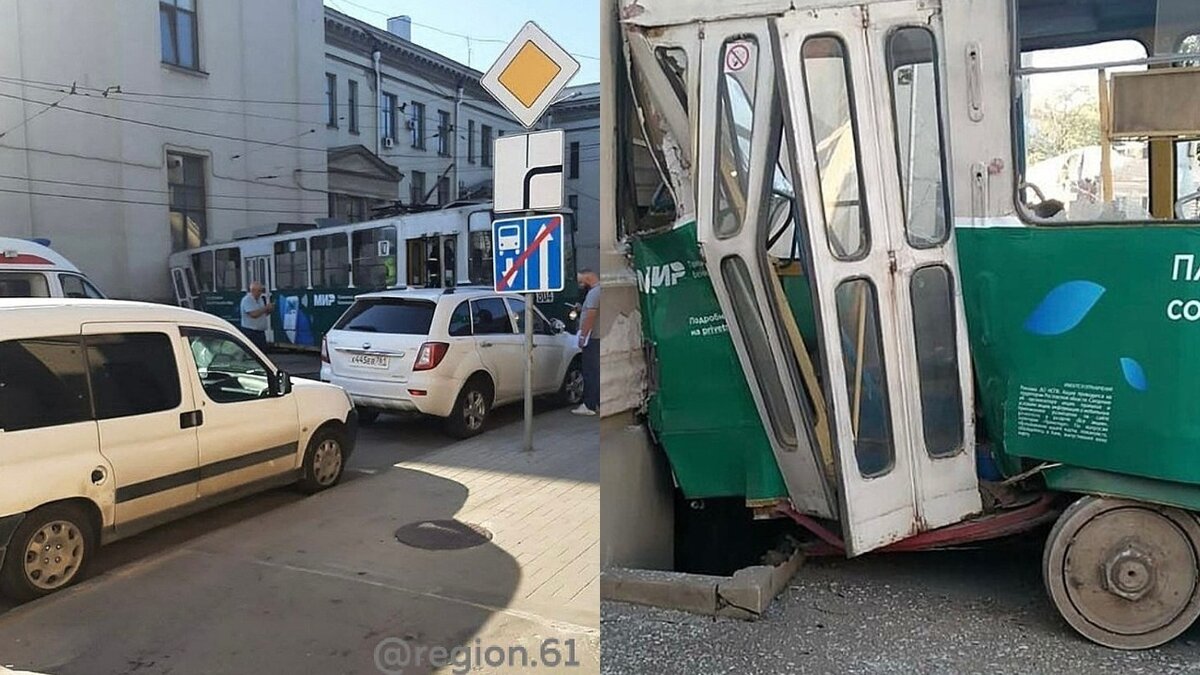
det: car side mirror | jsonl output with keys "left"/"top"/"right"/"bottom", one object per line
{"left": 551, "top": 319, "right": 566, "bottom": 334}
{"left": 274, "top": 370, "right": 293, "bottom": 397}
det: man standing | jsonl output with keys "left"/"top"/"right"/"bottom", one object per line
{"left": 240, "top": 281, "right": 274, "bottom": 351}
{"left": 573, "top": 269, "right": 600, "bottom": 416}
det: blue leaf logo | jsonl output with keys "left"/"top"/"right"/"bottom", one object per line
{"left": 1120, "top": 357, "right": 1148, "bottom": 392}
{"left": 1023, "top": 281, "right": 1106, "bottom": 336}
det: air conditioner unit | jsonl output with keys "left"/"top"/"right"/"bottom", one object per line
{"left": 382, "top": 137, "right": 395, "bottom": 149}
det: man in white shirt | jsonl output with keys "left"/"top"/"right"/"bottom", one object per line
{"left": 240, "top": 281, "right": 274, "bottom": 351}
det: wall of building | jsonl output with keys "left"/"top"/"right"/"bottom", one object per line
{"left": 0, "top": 0, "right": 328, "bottom": 301}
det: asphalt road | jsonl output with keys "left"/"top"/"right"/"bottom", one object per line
{"left": 0, "top": 401, "right": 532, "bottom": 619}
{"left": 602, "top": 535, "right": 1200, "bottom": 675}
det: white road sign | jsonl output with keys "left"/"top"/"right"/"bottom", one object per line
{"left": 493, "top": 129, "right": 564, "bottom": 214}
{"left": 480, "top": 21, "right": 580, "bottom": 128}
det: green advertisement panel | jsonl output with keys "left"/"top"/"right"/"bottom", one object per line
{"left": 198, "top": 289, "right": 355, "bottom": 349}
{"left": 957, "top": 226, "right": 1200, "bottom": 487}
{"left": 632, "top": 222, "right": 788, "bottom": 502}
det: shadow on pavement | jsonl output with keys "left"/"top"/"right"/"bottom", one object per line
{"left": 0, "top": 466, "right": 523, "bottom": 674}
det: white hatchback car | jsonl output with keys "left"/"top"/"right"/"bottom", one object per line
{"left": 321, "top": 288, "right": 583, "bottom": 437}
{"left": 0, "top": 299, "right": 357, "bottom": 601}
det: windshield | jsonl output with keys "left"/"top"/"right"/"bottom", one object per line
{"left": 334, "top": 298, "right": 436, "bottom": 335}
{"left": 0, "top": 272, "right": 51, "bottom": 297}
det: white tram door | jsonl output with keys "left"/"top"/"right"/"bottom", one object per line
{"left": 772, "top": 1, "right": 979, "bottom": 554}
{"left": 244, "top": 255, "right": 274, "bottom": 342}
{"left": 171, "top": 267, "right": 198, "bottom": 309}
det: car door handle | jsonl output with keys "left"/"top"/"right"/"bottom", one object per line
{"left": 480, "top": 341, "right": 494, "bottom": 348}
{"left": 180, "top": 410, "right": 204, "bottom": 429}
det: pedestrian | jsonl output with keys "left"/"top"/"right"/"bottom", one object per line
{"left": 240, "top": 281, "right": 274, "bottom": 352}
{"left": 573, "top": 269, "right": 600, "bottom": 416}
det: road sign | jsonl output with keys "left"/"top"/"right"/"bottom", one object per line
{"left": 480, "top": 22, "right": 580, "bottom": 128}
{"left": 493, "top": 214, "right": 565, "bottom": 293}
{"left": 494, "top": 129, "right": 564, "bottom": 214}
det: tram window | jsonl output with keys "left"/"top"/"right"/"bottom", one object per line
{"left": 443, "top": 235, "right": 457, "bottom": 287}
{"left": 720, "top": 256, "right": 798, "bottom": 449}
{"left": 274, "top": 239, "right": 308, "bottom": 289}
{"left": 192, "top": 251, "right": 214, "bottom": 293}
{"left": 713, "top": 36, "right": 758, "bottom": 239}
{"left": 801, "top": 36, "right": 869, "bottom": 260}
{"left": 214, "top": 248, "right": 241, "bottom": 292}
{"left": 910, "top": 265, "right": 963, "bottom": 458}
{"left": 655, "top": 47, "right": 688, "bottom": 109}
{"left": 311, "top": 233, "right": 349, "bottom": 287}
{"left": 834, "top": 278, "right": 895, "bottom": 478}
{"left": 469, "top": 231, "right": 494, "bottom": 285}
{"left": 887, "top": 27, "right": 950, "bottom": 248}
{"left": 352, "top": 226, "right": 398, "bottom": 289}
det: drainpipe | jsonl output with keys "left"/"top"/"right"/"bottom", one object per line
{"left": 453, "top": 82, "right": 464, "bottom": 200}
{"left": 372, "top": 49, "right": 382, "bottom": 156}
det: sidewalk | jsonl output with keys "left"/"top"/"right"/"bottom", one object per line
{"left": 0, "top": 410, "right": 599, "bottom": 674}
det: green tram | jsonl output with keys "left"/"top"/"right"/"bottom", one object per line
{"left": 167, "top": 202, "right": 578, "bottom": 349}
{"left": 618, "top": 0, "right": 1200, "bottom": 648}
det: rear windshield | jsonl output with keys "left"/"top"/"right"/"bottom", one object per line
{"left": 333, "top": 298, "right": 436, "bottom": 335}
{"left": 0, "top": 272, "right": 51, "bottom": 297}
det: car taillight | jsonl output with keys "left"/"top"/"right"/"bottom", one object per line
{"left": 413, "top": 342, "right": 449, "bottom": 371}
{"left": 320, "top": 337, "right": 330, "bottom": 363}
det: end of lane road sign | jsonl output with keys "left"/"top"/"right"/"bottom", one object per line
{"left": 493, "top": 214, "right": 565, "bottom": 294}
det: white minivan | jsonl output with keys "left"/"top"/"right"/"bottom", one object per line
{"left": 0, "top": 299, "right": 358, "bottom": 601}
{"left": 0, "top": 237, "right": 105, "bottom": 299}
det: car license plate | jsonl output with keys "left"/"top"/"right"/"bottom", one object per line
{"left": 349, "top": 353, "right": 390, "bottom": 369}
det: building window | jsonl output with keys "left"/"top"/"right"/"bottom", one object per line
{"left": 168, "top": 152, "right": 206, "bottom": 252}
{"left": 568, "top": 194, "right": 579, "bottom": 212}
{"left": 325, "top": 73, "right": 337, "bottom": 128}
{"left": 348, "top": 80, "right": 359, "bottom": 133}
{"left": 437, "top": 110, "right": 451, "bottom": 157}
{"left": 410, "top": 101, "right": 426, "bottom": 149}
{"left": 381, "top": 93, "right": 397, "bottom": 143}
{"left": 328, "top": 193, "right": 366, "bottom": 223}
{"left": 160, "top": 0, "right": 199, "bottom": 70}
{"left": 481, "top": 124, "right": 493, "bottom": 167}
{"left": 569, "top": 141, "right": 580, "bottom": 179}
{"left": 467, "top": 120, "right": 476, "bottom": 164}
{"left": 437, "top": 175, "right": 450, "bottom": 205}
{"left": 411, "top": 171, "right": 426, "bottom": 205}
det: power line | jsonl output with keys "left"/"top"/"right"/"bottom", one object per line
{"left": 0, "top": 185, "right": 325, "bottom": 214}
{"left": 329, "top": 0, "right": 600, "bottom": 61}
{"left": 0, "top": 173, "right": 328, "bottom": 203}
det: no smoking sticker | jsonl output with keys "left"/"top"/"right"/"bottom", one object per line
{"left": 724, "top": 42, "right": 752, "bottom": 73}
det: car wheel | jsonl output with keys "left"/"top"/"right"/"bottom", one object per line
{"left": 357, "top": 407, "right": 381, "bottom": 426}
{"left": 0, "top": 503, "right": 96, "bottom": 602}
{"left": 558, "top": 358, "right": 584, "bottom": 407}
{"left": 298, "top": 426, "right": 347, "bottom": 494}
{"left": 445, "top": 378, "right": 493, "bottom": 439}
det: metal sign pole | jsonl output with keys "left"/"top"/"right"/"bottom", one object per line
{"left": 524, "top": 291, "right": 534, "bottom": 452}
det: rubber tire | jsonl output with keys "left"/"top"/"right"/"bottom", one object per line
{"left": 558, "top": 358, "right": 584, "bottom": 407}
{"left": 356, "top": 408, "right": 381, "bottom": 426}
{"left": 444, "top": 378, "right": 493, "bottom": 439}
{"left": 0, "top": 502, "right": 97, "bottom": 603}
{"left": 297, "top": 426, "right": 348, "bottom": 494}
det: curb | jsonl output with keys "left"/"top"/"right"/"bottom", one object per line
{"left": 599, "top": 548, "right": 804, "bottom": 620}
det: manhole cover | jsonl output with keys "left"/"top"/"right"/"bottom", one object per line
{"left": 395, "top": 519, "right": 493, "bottom": 550}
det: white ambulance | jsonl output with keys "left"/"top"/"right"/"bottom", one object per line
{"left": 0, "top": 237, "right": 105, "bottom": 299}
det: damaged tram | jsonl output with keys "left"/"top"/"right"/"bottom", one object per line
{"left": 616, "top": 0, "right": 1200, "bottom": 649}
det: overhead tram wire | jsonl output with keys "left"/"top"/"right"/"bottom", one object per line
{"left": 0, "top": 173, "right": 328, "bottom": 204}
{"left": 0, "top": 185, "right": 328, "bottom": 214}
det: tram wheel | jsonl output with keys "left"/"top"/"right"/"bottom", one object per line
{"left": 1043, "top": 495, "right": 1200, "bottom": 649}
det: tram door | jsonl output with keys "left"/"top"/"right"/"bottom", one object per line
{"left": 774, "top": 2, "right": 979, "bottom": 554}
{"left": 244, "top": 255, "right": 273, "bottom": 341}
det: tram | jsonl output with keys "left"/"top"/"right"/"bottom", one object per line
{"left": 616, "top": 0, "right": 1200, "bottom": 649}
{"left": 167, "top": 202, "right": 578, "bottom": 349}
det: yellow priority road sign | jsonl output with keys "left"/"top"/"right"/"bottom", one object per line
{"left": 481, "top": 21, "right": 580, "bottom": 129}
